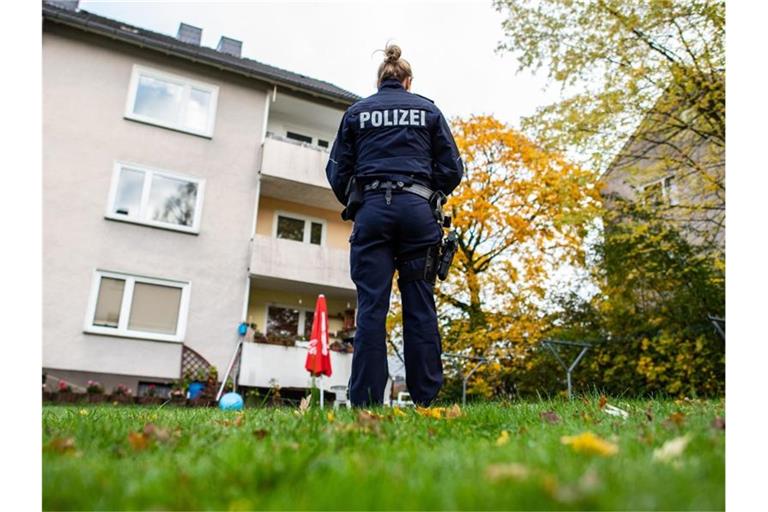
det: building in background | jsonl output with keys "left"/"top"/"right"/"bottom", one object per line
{"left": 42, "top": 1, "right": 361, "bottom": 397}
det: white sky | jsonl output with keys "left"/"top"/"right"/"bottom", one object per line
{"left": 79, "top": 0, "right": 561, "bottom": 126}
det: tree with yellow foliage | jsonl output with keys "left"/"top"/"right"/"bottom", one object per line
{"left": 437, "top": 115, "right": 600, "bottom": 397}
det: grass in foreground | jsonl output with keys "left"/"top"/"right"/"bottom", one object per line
{"left": 43, "top": 398, "right": 724, "bottom": 510}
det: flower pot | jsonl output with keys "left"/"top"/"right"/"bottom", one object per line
{"left": 138, "top": 396, "right": 163, "bottom": 405}
{"left": 87, "top": 394, "right": 106, "bottom": 404}
{"left": 56, "top": 391, "right": 80, "bottom": 403}
{"left": 169, "top": 396, "right": 187, "bottom": 406}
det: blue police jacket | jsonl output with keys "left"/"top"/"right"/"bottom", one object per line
{"left": 326, "top": 77, "right": 464, "bottom": 205}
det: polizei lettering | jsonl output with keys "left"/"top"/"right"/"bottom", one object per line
{"left": 359, "top": 109, "right": 426, "bottom": 129}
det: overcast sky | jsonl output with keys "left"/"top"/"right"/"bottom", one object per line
{"left": 79, "top": 0, "right": 561, "bottom": 126}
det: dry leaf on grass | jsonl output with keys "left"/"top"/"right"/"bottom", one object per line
{"left": 598, "top": 395, "right": 607, "bottom": 409}
{"left": 446, "top": 404, "right": 462, "bottom": 418}
{"left": 47, "top": 437, "right": 76, "bottom": 454}
{"left": 663, "top": 412, "right": 686, "bottom": 429}
{"left": 495, "top": 430, "right": 510, "bottom": 446}
{"left": 653, "top": 434, "right": 691, "bottom": 463}
{"left": 540, "top": 410, "right": 561, "bottom": 424}
{"left": 296, "top": 396, "right": 311, "bottom": 416}
{"left": 645, "top": 407, "right": 654, "bottom": 422}
{"left": 485, "top": 462, "right": 530, "bottom": 481}
{"left": 252, "top": 429, "right": 269, "bottom": 440}
{"left": 392, "top": 407, "right": 407, "bottom": 418}
{"left": 561, "top": 432, "right": 618, "bottom": 457}
{"left": 127, "top": 431, "right": 149, "bottom": 451}
{"left": 326, "top": 412, "right": 335, "bottom": 422}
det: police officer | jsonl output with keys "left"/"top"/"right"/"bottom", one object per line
{"left": 326, "top": 44, "right": 463, "bottom": 407}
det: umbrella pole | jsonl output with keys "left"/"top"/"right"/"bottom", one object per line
{"left": 319, "top": 376, "right": 324, "bottom": 409}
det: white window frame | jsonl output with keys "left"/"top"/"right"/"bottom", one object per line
{"left": 640, "top": 175, "right": 679, "bottom": 206}
{"left": 105, "top": 161, "right": 206, "bottom": 234}
{"left": 84, "top": 270, "right": 191, "bottom": 343}
{"left": 124, "top": 64, "right": 219, "bottom": 138}
{"left": 272, "top": 210, "right": 327, "bottom": 246}
{"left": 264, "top": 303, "right": 314, "bottom": 340}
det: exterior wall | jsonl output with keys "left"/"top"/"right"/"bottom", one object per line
{"left": 43, "top": 25, "right": 268, "bottom": 378}
{"left": 255, "top": 196, "right": 352, "bottom": 250}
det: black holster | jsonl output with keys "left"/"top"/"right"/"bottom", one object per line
{"left": 341, "top": 176, "right": 363, "bottom": 221}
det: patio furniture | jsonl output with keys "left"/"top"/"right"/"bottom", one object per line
{"left": 331, "top": 385, "right": 351, "bottom": 409}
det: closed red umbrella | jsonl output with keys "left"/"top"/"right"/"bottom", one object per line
{"left": 305, "top": 295, "right": 332, "bottom": 406}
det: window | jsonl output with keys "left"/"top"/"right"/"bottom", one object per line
{"left": 273, "top": 211, "right": 325, "bottom": 246}
{"left": 266, "top": 305, "right": 315, "bottom": 340}
{"left": 85, "top": 271, "right": 190, "bottom": 342}
{"left": 107, "top": 162, "right": 205, "bottom": 233}
{"left": 125, "top": 65, "right": 219, "bottom": 137}
{"left": 317, "top": 139, "right": 329, "bottom": 149}
{"left": 641, "top": 175, "right": 678, "bottom": 206}
{"left": 286, "top": 131, "right": 313, "bottom": 144}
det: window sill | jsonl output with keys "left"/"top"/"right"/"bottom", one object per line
{"left": 105, "top": 215, "right": 200, "bottom": 235}
{"left": 124, "top": 114, "right": 214, "bottom": 139}
{"left": 84, "top": 327, "right": 183, "bottom": 343}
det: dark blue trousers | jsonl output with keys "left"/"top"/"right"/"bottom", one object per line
{"left": 348, "top": 190, "right": 443, "bottom": 407}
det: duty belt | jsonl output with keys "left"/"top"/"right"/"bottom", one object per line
{"left": 362, "top": 179, "right": 434, "bottom": 205}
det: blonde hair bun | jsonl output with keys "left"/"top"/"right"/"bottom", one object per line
{"left": 385, "top": 44, "right": 402, "bottom": 63}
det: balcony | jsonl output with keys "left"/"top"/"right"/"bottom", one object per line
{"left": 259, "top": 134, "right": 339, "bottom": 211}
{"left": 238, "top": 341, "right": 353, "bottom": 389}
{"left": 249, "top": 234, "right": 355, "bottom": 297}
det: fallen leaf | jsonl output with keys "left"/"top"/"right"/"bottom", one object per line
{"left": 326, "top": 411, "right": 335, "bottom": 422}
{"left": 392, "top": 407, "right": 407, "bottom": 418}
{"left": 298, "top": 396, "right": 311, "bottom": 414}
{"left": 445, "top": 404, "right": 462, "bottom": 419}
{"left": 234, "top": 413, "right": 245, "bottom": 427}
{"left": 485, "top": 462, "right": 530, "bottom": 481}
{"left": 495, "top": 430, "right": 510, "bottom": 446}
{"left": 357, "top": 410, "right": 383, "bottom": 428}
{"left": 663, "top": 412, "right": 686, "bottom": 428}
{"left": 598, "top": 395, "right": 607, "bottom": 409}
{"left": 711, "top": 417, "right": 725, "bottom": 430}
{"left": 653, "top": 435, "right": 691, "bottom": 463}
{"left": 143, "top": 423, "right": 170, "bottom": 442}
{"left": 415, "top": 407, "right": 444, "bottom": 419}
{"left": 252, "top": 429, "right": 269, "bottom": 440}
{"left": 603, "top": 404, "right": 629, "bottom": 419}
{"left": 47, "top": 437, "right": 76, "bottom": 454}
{"left": 540, "top": 410, "right": 561, "bottom": 424}
{"left": 78, "top": 409, "right": 89, "bottom": 416}
{"left": 561, "top": 432, "right": 618, "bottom": 456}
{"left": 127, "top": 431, "right": 149, "bottom": 451}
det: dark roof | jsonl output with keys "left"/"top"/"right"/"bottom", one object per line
{"left": 42, "top": 3, "right": 361, "bottom": 106}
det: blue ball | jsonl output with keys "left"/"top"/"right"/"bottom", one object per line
{"left": 219, "top": 392, "right": 244, "bottom": 411}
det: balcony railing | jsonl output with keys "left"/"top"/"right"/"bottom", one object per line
{"left": 249, "top": 234, "right": 355, "bottom": 292}
{"left": 238, "top": 341, "right": 353, "bottom": 389}
{"left": 260, "top": 133, "right": 331, "bottom": 189}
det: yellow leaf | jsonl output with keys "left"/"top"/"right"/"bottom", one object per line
{"left": 560, "top": 432, "right": 618, "bottom": 456}
{"left": 495, "top": 430, "right": 510, "bottom": 446}
{"left": 392, "top": 407, "right": 407, "bottom": 417}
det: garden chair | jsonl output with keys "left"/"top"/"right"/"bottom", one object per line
{"left": 331, "top": 385, "right": 351, "bottom": 409}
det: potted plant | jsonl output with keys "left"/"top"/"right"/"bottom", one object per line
{"left": 110, "top": 384, "right": 134, "bottom": 405}
{"left": 188, "top": 367, "right": 217, "bottom": 407}
{"left": 138, "top": 384, "right": 163, "bottom": 405}
{"left": 169, "top": 380, "right": 186, "bottom": 406}
{"left": 56, "top": 380, "right": 78, "bottom": 403}
{"left": 86, "top": 380, "right": 105, "bottom": 403}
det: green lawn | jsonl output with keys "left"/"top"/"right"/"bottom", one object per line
{"left": 43, "top": 398, "right": 724, "bottom": 510}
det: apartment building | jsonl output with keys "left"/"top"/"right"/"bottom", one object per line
{"left": 42, "top": 1, "right": 361, "bottom": 395}
{"left": 600, "top": 85, "right": 725, "bottom": 251}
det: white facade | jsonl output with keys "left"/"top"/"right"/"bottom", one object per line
{"left": 42, "top": 9, "right": 358, "bottom": 392}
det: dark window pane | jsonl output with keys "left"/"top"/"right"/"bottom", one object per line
{"left": 304, "top": 310, "right": 315, "bottom": 339}
{"left": 267, "top": 306, "right": 299, "bottom": 337}
{"left": 286, "top": 131, "right": 312, "bottom": 144}
{"left": 310, "top": 222, "right": 323, "bottom": 245}
{"left": 317, "top": 139, "right": 329, "bottom": 148}
{"left": 277, "top": 216, "right": 305, "bottom": 242}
